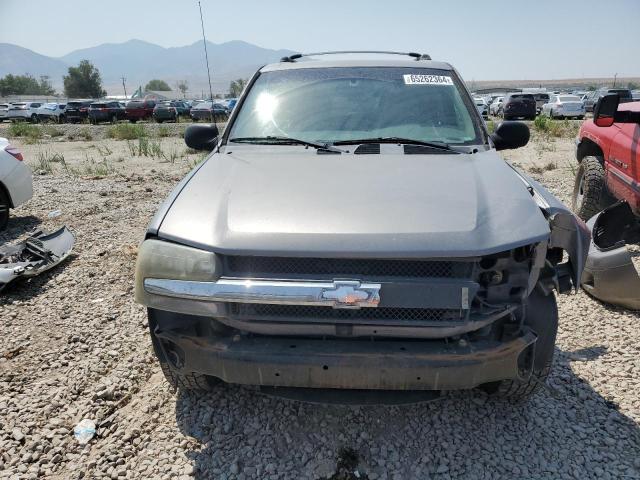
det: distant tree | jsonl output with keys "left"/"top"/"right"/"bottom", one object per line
{"left": 145, "top": 79, "right": 171, "bottom": 91}
{"left": 627, "top": 81, "right": 639, "bottom": 90}
{"left": 229, "top": 78, "right": 248, "bottom": 98}
{"left": 0, "top": 74, "right": 56, "bottom": 96}
{"left": 38, "top": 75, "right": 55, "bottom": 95}
{"left": 176, "top": 80, "right": 188, "bottom": 98}
{"left": 63, "top": 60, "right": 106, "bottom": 98}
{"left": 586, "top": 84, "right": 597, "bottom": 91}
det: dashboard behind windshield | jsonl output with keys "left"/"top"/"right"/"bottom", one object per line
{"left": 227, "top": 67, "right": 483, "bottom": 146}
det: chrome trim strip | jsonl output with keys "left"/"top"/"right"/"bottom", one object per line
{"left": 144, "top": 278, "right": 381, "bottom": 309}
{"left": 609, "top": 168, "right": 640, "bottom": 194}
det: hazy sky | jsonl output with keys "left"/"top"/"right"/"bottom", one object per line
{"left": 1, "top": 0, "right": 639, "bottom": 80}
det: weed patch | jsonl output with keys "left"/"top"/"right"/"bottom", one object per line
{"left": 107, "top": 123, "right": 147, "bottom": 140}
{"left": 8, "top": 123, "right": 42, "bottom": 143}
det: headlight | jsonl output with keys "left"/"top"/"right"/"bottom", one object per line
{"left": 135, "top": 239, "right": 220, "bottom": 306}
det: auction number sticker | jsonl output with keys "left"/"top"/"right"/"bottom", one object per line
{"left": 403, "top": 74, "right": 454, "bottom": 85}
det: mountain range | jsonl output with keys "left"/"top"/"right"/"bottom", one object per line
{"left": 0, "top": 39, "right": 296, "bottom": 95}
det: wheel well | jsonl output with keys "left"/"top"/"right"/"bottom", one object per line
{"left": 0, "top": 181, "right": 13, "bottom": 208}
{"left": 576, "top": 138, "right": 604, "bottom": 162}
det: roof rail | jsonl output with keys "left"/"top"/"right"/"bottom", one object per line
{"left": 280, "top": 51, "right": 432, "bottom": 62}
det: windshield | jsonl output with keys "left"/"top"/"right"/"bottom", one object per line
{"left": 559, "top": 96, "right": 580, "bottom": 102}
{"left": 228, "top": 67, "right": 482, "bottom": 145}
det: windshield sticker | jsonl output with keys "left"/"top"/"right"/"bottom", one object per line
{"left": 403, "top": 74, "right": 454, "bottom": 86}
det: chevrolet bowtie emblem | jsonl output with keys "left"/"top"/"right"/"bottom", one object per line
{"left": 321, "top": 280, "right": 381, "bottom": 309}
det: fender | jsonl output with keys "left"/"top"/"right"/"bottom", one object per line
{"left": 511, "top": 166, "right": 591, "bottom": 289}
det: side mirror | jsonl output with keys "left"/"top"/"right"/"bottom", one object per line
{"left": 184, "top": 124, "right": 219, "bottom": 151}
{"left": 593, "top": 94, "right": 619, "bottom": 127}
{"left": 490, "top": 121, "right": 530, "bottom": 151}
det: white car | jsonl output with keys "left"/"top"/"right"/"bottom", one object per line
{"left": 489, "top": 96, "right": 504, "bottom": 116}
{"left": 7, "top": 102, "right": 43, "bottom": 123}
{"left": 0, "top": 138, "right": 33, "bottom": 230}
{"left": 0, "top": 104, "right": 10, "bottom": 121}
{"left": 35, "top": 103, "right": 67, "bottom": 123}
{"left": 473, "top": 97, "right": 488, "bottom": 118}
{"left": 541, "top": 95, "right": 585, "bottom": 119}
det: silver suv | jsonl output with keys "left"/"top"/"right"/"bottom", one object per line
{"left": 135, "top": 52, "right": 589, "bottom": 402}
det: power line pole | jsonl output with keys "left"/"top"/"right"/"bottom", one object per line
{"left": 198, "top": 1, "right": 214, "bottom": 101}
{"left": 121, "top": 77, "right": 127, "bottom": 98}
{"left": 613, "top": 73, "right": 617, "bottom": 87}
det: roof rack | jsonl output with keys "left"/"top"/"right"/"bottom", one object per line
{"left": 280, "top": 51, "right": 432, "bottom": 62}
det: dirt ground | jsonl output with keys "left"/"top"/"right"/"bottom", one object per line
{"left": 1, "top": 123, "right": 639, "bottom": 480}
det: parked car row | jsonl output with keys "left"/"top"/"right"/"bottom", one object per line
{"left": 0, "top": 98, "right": 233, "bottom": 124}
{"left": 479, "top": 87, "right": 634, "bottom": 120}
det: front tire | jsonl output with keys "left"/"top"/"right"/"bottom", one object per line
{"left": 148, "top": 311, "right": 218, "bottom": 392}
{"left": 0, "top": 189, "right": 9, "bottom": 231}
{"left": 572, "top": 156, "right": 612, "bottom": 221}
{"left": 484, "top": 289, "right": 558, "bottom": 401}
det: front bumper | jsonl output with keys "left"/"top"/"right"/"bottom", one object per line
{"left": 581, "top": 202, "right": 640, "bottom": 310}
{"left": 152, "top": 311, "right": 537, "bottom": 390}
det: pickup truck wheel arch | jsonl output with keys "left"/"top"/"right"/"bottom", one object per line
{"left": 576, "top": 137, "right": 603, "bottom": 163}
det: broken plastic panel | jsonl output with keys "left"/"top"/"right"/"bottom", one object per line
{"left": 581, "top": 202, "right": 640, "bottom": 310}
{"left": 0, "top": 227, "right": 75, "bottom": 292}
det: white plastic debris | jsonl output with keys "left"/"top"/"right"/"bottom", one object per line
{"left": 73, "top": 419, "right": 96, "bottom": 444}
{"left": 47, "top": 209, "right": 62, "bottom": 218}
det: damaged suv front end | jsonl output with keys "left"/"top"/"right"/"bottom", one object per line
{"left": 135, "top": 53, "right": 589, "bottom": 401}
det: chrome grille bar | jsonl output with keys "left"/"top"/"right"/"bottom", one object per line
{"left": 144, "top": 278, "right": 381, "bottom": 309}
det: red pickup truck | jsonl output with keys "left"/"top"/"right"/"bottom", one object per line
{"left": 573, "top": 94, "right": 640, "bottom": 310}
{"left": 573, "top": 96, "right": 640, "bottom": 220}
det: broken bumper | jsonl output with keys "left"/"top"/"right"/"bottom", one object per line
{"left": 581, "top": 202, "right": 640, "bottom": 310}
{"left": 152, "top": 311, "right": 537, "bottom": 391}
{"left": 0, "top": 227, "right": 75, "bottom": 292}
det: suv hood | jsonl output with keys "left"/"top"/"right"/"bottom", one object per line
{"left": 156, "top": 147, "right": 551, "bottom": 257}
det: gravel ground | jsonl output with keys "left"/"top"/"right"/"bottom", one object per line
{"left": 1, "top": 131, "right": 639, "bottom": 480}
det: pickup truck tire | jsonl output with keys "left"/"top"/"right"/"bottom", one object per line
{"left": 572, "top": 156, "right": 611, "bottom": 221}
{"left": 483, "top": 289, "right": 558, "bottom": 402}
{"left": 0, "top": 188, "right": 9, "bottom": 231}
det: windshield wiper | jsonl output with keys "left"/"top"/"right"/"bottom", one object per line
{"left": 332, "top": 137, "right": 460, "bottom": 153}
{"left": 229, "top": 136, "right": 345, "bottom": 153}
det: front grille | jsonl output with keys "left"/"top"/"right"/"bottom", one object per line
{"left": 229, "top": 303, "right": 462, "bottom": 323}
{"left": 224, "top": 256, "right": 473, "bottom": 279}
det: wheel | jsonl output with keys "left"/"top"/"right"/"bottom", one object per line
{"left": 58, "top": 114, "right": 65, "bottom": 124}
{"left": 156, "top": 118, "right": 163, "bottom": 123}
{"left": 148, "top": 311, "right": 218, "bottom": 392}
{"left": 572, "top": 156, "right": 613, "bottom": 221}
{"left": 130, "top": 119, "right": 137, "bottom": 123}
{"left": 0, "top": 188, "right": 9, "bottom": 231}
{"left": 577, "top": 115, "right": 584, "bottom": 120}
{"left": 110, "top": 115, "right": 116, "bottom": 124}
{"left": 30, "top": 114, "right": 38, "bottom": 123}
{"left": 483, "top": 289, "right": 558, "bottom": 401}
